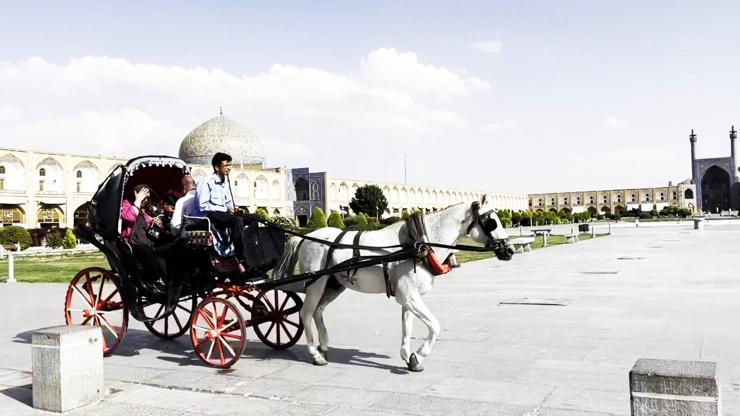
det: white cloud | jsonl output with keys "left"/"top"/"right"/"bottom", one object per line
{"left": 471, "top": 40, "right": 503, "bottom": 54}
{"left": 481, "top": 120, "right": 517, "bottom": 134}
{"left": 0, "top": 51, "right": 490, "bottom": 185}
{"left": 605, "top": 115, "right": 626, "bottom": 129}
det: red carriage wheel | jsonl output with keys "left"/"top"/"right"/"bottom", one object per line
{"left": 65, "top": 267, "right": 128, "bottom": 356}
{"left": 142, "top": 295, "right": 197, "bottom": 339}
{"left": 190, "top": 297, "right": 246, "bottom": 368}
{"left": 252, "top": 289, "right": 303, "bottom": 350}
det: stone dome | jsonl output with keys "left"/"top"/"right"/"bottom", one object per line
{"left": 179, "top": 115, "right": 266, "bottom": 167}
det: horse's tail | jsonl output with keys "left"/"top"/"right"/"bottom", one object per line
{"left": 272, "top": 236, "right": 303, "bottom": 280}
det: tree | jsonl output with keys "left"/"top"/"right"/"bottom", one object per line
{"left": 62, "top": 228, "right": 78, "bottom": 249}
{"left": 327, "top": 210, "right": 346, "bottom": 229}
{"left": 307, "top": 207, "right": 328, "bottom": 229}
{"left": 349, "top": 185, "right": 388, "bottom": 218}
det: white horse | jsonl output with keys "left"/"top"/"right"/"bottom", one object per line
{"left": 273, "top": 195, "right": 514, "bottom": 371}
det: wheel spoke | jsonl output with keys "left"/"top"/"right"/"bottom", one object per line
{"left": 103, "top": 287, "right": 120, "bottom": 303}
{"left": 81, "top": 315, "right": 93, "bottom": 325}
{"left": 221, "top": 332, "right": 242, "bottom": 340}
{"left": 96, "top": 275, "right": 105, "bottom": 305}
{"left": 84, "top": 273, "right": 96, "bottom": 303}
{"left": 217, "top": 338, "right": 225, "bottom": 366}
{"left": 192, "top": 325, "right": 212, "bottom": 332}
{"left": 283, "top": 318, "right": 300, "bottom": 328}
{"left": 206, "top": 339, "right": 215, "bottom": 362}
{"left": 218, "top": 336, "right": 237, "bottom": 357}
{"left": 154, "top": 304, "right": 165, "bottom": 319}
{"left": 197, "top": 309, "right": 215, "bottom": 329}
{"left": 221, "top": 319, "right": 238, "bottom": 332}
{"left": 172, "top": 312, "right": 183, "bottom": 331}
{"left": 263, "top": 321, "right": 276, "bottom": 338}
{"left": 278, "top": 320, "right": 291, "bottom": 338}
{"left": 72, "top": 285, "right": 94, "bottom": 309}
{"left": 98, "top": 315, "right": 119, "bottom": 339}
{"left": 279, "top": 294, "right": 289, "bottom": 311}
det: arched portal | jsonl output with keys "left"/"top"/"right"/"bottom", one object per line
{"left": 295, "top": 178, "right": 309, "bottom": 201}
{"left": 701, "top": 165, "right": 731, "bottom": 213}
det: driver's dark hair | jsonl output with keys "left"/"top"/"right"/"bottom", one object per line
{"left": 211, "top": 152, "right": 232, "bottom": 169}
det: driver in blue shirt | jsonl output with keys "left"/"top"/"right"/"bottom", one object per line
{"left": 197, "top": 152, "right": 246, "bottom": 266}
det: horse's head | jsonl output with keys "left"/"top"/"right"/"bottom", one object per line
{"left": 465, "top": 194, "right": 514, "bottom": 261}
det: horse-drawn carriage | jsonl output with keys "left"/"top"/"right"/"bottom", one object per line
{"left": 65, "top": 155, "right": 515, "bottom": 371}
{"left": 66, "top": 156, "right": 304, "bottom": 368}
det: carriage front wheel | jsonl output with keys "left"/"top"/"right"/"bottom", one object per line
{"left": 64, "top": 267, "right": 128, "bottom": 356}
{"left": 252, "top": 289, "right": 303, "bottom": 350}
{"left": 190, "top": 297, "right": 246, "bottom": 368}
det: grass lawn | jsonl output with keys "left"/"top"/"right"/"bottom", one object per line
{"left": 455, "top": 233, "right": 599, "bottom": 264}
{"left": 0, "top": 252, "right": 109, "bottom": 283}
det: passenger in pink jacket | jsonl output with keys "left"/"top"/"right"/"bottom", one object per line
{"left": 121, "top": 184, "right": 155, "bottom": 242}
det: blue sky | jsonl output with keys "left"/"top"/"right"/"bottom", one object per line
{"left": 2, "top": 1, "right": 739, "bottom": 193}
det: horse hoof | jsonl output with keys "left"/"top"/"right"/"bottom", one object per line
{"left": 312, "top": 356, "right": 328, "bottom": 366}
{"left": 406, "top": 353, "right": 424, "bottom": 372}
{"left": 319, "top": 349, "right": 328, "bottom": 361}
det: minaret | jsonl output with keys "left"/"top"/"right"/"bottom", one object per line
{"left": 690, "top": 129, "right": 697, "bottom": 184}
{"left": 731, "top": 125, "right": 737, "bottom": 164}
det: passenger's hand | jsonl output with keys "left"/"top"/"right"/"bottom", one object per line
{"left": 152, "top": 217, "right": 163, "bottom": 228}
{"left": 134, "top": 188, "right": 150, "bottom": 207}
{"left": 227, "top": 207, "right": 235, "bottom": 215}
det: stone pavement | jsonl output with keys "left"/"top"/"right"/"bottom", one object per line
{"left": 2, "top": 223, "right": 740, "bottom": 415}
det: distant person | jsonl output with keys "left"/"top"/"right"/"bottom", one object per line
{"left": 171, "top": 175, "right": 198, "bottom": 235}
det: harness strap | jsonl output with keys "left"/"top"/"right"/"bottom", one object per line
{"left": 383, "top": 261, "right": 393, "bottom": 298}
{"left": 347, "top": 231, "right": 363, "bottom": 278}
{"left": 307, "top": 231, "right": 347, "bottom": 288}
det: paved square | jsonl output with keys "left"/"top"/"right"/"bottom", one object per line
{"left": 2, "top": 222, "right": 740, "bottom": 415}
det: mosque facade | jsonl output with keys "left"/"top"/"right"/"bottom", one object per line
{"left": 0, "top": 114, "right": 527, "bottom": 229}
{"left": 528, "top": 128, "right": 740, "bottom": 215}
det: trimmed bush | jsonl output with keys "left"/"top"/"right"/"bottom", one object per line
{"left": 356, "top": 213, "right": 368, "bottom": 229}
{"left": 62, "top": 228, "right": 78, "bottom": 249}
{"left": 255, "top": 208, "right": 270, "bottom": 221}
{"left": 307, "top": 207, "right": 328, "bottom": 229}
{"left": 327, "top": 211, "right": 346, "bottom": 229}
{"left": 46, "top": 229, "right": 65, "bottom": 248}
{"left": 0, "top": 226, "right": 33, "bottom": 250}
{"left": 270, "top": 215, "right": 296, "bottom": 230}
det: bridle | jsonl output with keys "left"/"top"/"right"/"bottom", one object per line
{"left": 466, "top": 201, "right": 508, "bottom": 251}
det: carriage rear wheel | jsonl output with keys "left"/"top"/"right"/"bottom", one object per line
{"left": 142, "top": 295, "right": 198, "bottom": 339}
{"left": 65, "top": 267, "right": 128, "bottom": 356}
{"left": 190, "top": 297, "right": 246, "bottom": 368}
{"left": 252, "top": 289, "right": 303, "bottom": 350}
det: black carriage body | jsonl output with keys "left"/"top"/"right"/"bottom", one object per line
{"left": 78, "top": 155, "right": 210, "bottom": 322}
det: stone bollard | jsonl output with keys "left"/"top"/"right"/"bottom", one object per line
{"left": 694, "top": 218, "right": 705, "bottom": 231}
{"left": 630, "top": 358, "right": 719, "bottom": 416}
{"left": 32, "top": 325, "right": 104, "bottom": 413}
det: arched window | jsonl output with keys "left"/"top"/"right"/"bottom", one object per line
{"left": 76, "top": 170, "right": 82, "bottom": 178}
{"left": 295, "top": 178, "right": 309, "bottom": 201}
{"left": 0, "top": 165, "right": 5, "bottom": 174}
{"left": 685, "top": 189, "right": 694, "bottom": 199}
{"left": 310, "top": 181, "right": 320, "bottom": 200}
{"left": 39, "top": 168, "right": 46, "bottom": 177}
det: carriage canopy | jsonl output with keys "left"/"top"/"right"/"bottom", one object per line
{"left": 89, "top": 156, "right": 190, "bottom": 239}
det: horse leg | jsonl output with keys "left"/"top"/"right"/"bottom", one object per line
{"left": 400, "top": 306, "right": 413, "bottom": 364}
{"left": 314, "top": 276, "right": 346, "bottom": 361}
{"left": 400, "top": 293, "right": 440, "bottom": 372}
{"left": 300, "top": 275, "right": 330, "bottom": 366}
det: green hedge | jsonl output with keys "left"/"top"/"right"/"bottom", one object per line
{"left": 0, "top": 226, "right": 33, "bottom": 250}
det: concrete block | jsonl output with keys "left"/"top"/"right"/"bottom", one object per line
{"left": 694, "top": 218, "right": 705, "bottom": 230}
{"left": 32, "top": 325, "right": 104, "bottom": 412}
{"left": 629, "top": 358, "right": 718, "bottom": 416}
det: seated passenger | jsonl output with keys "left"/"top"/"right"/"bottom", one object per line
{"left": 197, "top": 152, "right": 247, "bottom": 264}
{"left": 130, "top": 197, "right": 168, "bottom": 288}
{"left": 171, "top": 175, "right": 199, "bottom": 236}
{"left": 121, "top": 184, "right": 152, "bottom": 243}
